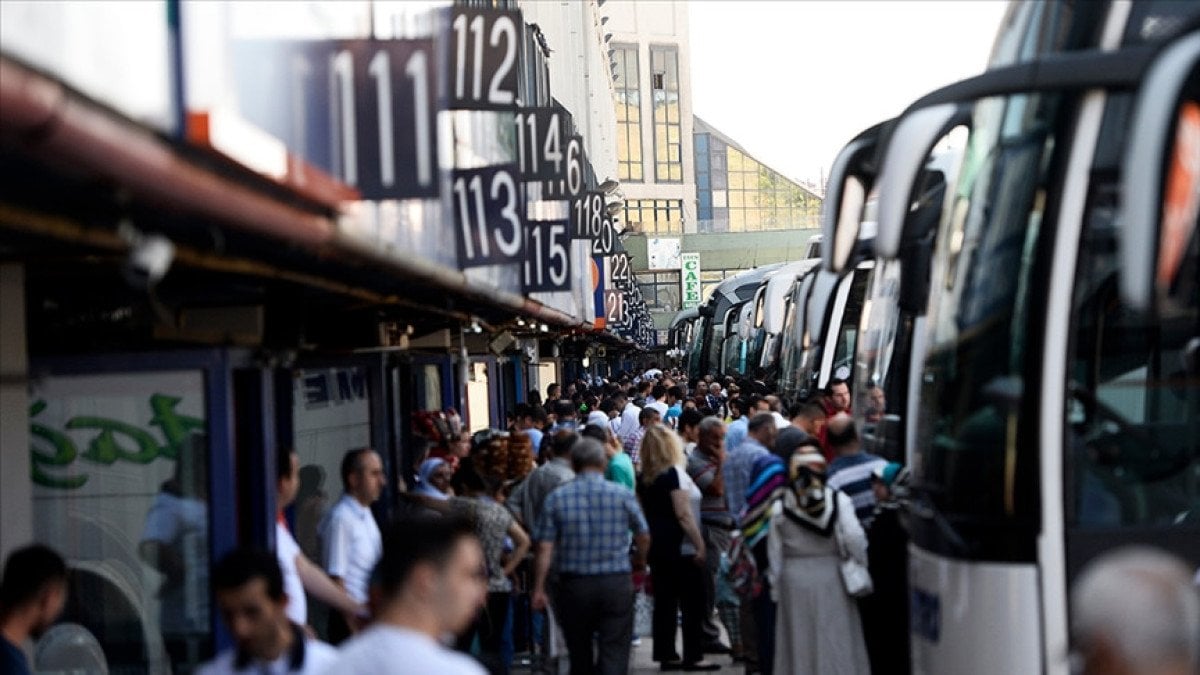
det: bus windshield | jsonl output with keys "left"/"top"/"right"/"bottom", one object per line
{"left": 912, "top": 90, "right": 1067, "bottom": 558}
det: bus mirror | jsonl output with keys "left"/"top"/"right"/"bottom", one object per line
{"left": 822, "top": 124, "right": 888, "bottom": 275}
{"left": 1118, "top": 31, "right": 1200, "bottom": 314}
{"left": 876, "top": 103, "right": 961, "bottom": 261}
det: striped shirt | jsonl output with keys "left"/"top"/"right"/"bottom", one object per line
{"left": 534, "top": 472, "right": 649, "bottom": 575}
{"left": 827, "top": 452, "right": 888, "bottom": 527}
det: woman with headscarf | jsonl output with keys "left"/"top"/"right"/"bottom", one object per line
{"left": 772, "top": 446, "right": 868, "bottom": 672}
{"left": 767, "top": 452, "right": 869, "bottom": 675}
{"left": 413, "top": 457, "right": 453, "bottom": 500}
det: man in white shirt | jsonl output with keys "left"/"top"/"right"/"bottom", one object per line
{"left": 612, "top": 392, "right": 642, "bottom": 446}
{"left": 198, "top": 548, "right": 338, "bottom": 675}
{"left": 645, "top": 385, "right": 670, "bottom": 418}
{"left": 320, "top": 447, "right": 385, "bottom": 643}
{"left": 327, "top": 515, "right": 487, "bottom": 675}
{"left": 275, "top": 448, "right": 364, "bottom": 631}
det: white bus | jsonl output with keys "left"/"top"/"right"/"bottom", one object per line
{"left": 838, "top": 1, "right": 1200, "bottom": 672}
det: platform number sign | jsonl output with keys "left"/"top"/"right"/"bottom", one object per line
{"left": 452, "top": 165, "right": 525, "bottom": 268}
{"left": 609, "top": 253, "right": 632, "bottom": 290}
{"left": 449, "top": 7, "right": 520, "bottom": 110}
{"left": 604, "top": 289, "right": 628, "bottom": 328}
{"left": 571, "top": 192, "right": 615, "bottom": 255}
{"left": 229, "top": 39, "right": 438, "bottom": 199}
{"left": 523, "top": 220, "right": 570, "bottom": 292}
{"left": 546, "top": 135, "right": 586, "bottom": 199}
{"left": 514, "top": 108, "right": 567, "bottom": 181}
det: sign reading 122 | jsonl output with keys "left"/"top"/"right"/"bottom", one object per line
{"left": 453, "top": 164, "right": 525, "bottom": 268}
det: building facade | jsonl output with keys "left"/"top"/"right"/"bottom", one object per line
{"left": 605, "top": 1, "right": 822, "bottom": 335}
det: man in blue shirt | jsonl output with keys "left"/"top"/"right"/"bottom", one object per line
{"left": 826, "top": 414, "right": 888, "bottom": 528}
{"left": 723, "top": 413, "right": 779, "bottom": 520}
{"left": 531, "top": 438, "right": 650, "bottom": 675}
{"left": 0, "top": 545, "right": 68, "bottom": 675}
{"left": 514, "top": 403, "right": 546, "bottom": 455}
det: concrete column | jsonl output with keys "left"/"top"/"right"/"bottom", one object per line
{"left": 0, "top": 263, "right": 33, "bottom": 560}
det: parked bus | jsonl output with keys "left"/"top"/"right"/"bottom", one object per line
{"left": 854, "top": 2, "right": 1200, "bottom": 672}
{"left": 689, "top": 263, "right": 785, "bottom": 380}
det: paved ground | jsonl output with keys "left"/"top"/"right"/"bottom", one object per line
{"left": 629, "top": 638, "right": 744, "bottom": 674}
{"left": 514, "top": 634, "right": 746, "bottom": 674}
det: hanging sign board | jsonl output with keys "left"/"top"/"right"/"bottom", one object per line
{"left": 681, "top": 252, "right": 702, "bottom": 308}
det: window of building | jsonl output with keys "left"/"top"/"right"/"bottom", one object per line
{"left": 638, "top": 271, "right": 682, "bottom": 311}
{"left": 650, "top": 45, "right": 682, "bottom": 183}
{"left": 722, "top": 146, "right": 821, "bottom": 233}
{"left": 624, "top": 199, "right": 683, "bottom": 235}
{"left": 612, "top": 44, "right": 642, "bottom": 182}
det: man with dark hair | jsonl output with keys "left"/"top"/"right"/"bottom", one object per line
{"left": 199, "top": 548, "right": 337, "bottom": 675}
{"left": 645, "top": 385, "right": 669, "bottom": 418}
{"left": 514, "top": 403, "right": 547, "bottom": 454}
{"left": 274, "top": 447, "right": 362, "bottom": 631}
{"left": 826, "top": 414, "right": 887, "bottom": 527}
{"left": 663, "top": 385, "right": 685, "bottom": 429}
{"left": 332, "top": 516, "right": 487, "bottom": 673}
{"left": 826, "top": 378, "right": 852, "bottom": 416}
{"left": 793, "top": 401, "right": 831, "bottom": 461}
{"left": 624, "top": 407, "right": 661, "bottom": 467}
{"left": 612, "top": 391, "right": 642, "bottom": 451}
{"left": 320, "top": 447, "right": 385, "bottom": 642}
{"left": 725, "top": 398, "right": 751, "bottom": 454}
{"left": 1, "top": 544, "right": 68, "bottom": 675}
{"left": 546, "top": 383, "right": 561, "bottom": 402}
{"left": 723, "top": 413, "right": 779, "bottom": 520}
{"left": 678, "top": 408, "right": 705, "bottom": 452}
{"left": 531, "top": 439, "right": 651, "bottom": 675}
{"left": 507, "top": 431, "right": 577, "bottom": 534}
{"left": 548, "top": 400, "right": 578, "bottom": 433}
{"left": 687, "top": 416, "right": 738, "bottom": 657}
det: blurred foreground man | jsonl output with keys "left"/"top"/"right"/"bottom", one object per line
{"left": 332, "top": 515, "right": 487, "bottom": 674}
{"left": 1070, "top": 546, "right": 1198, "bottom": 675}
{"left": 0, "top": 545, "right": 68, "bottom": 675}
{"left": 198, "top": 549, "right": 337, "bottom": 675}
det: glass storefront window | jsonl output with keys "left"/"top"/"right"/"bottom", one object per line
{"left": 29, "top": 370, "right": 210, "bottom": 674}
{"left": 291, "top": 367, "right": 372, "bottom": 565}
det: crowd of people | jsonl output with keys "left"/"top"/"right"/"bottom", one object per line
{"left": 2, "top": 367, "right": 1198, "bottom": 675}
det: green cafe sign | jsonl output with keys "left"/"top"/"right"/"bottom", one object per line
{"left": 29, "top": 394, "right": 205, "bottom": 490}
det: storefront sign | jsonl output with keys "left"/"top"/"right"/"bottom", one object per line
{"left": 681, "top": 252, "right": 702, "bottom": 308}
{"left": 29, "top": 372, "right": 206, "bottom": 490}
